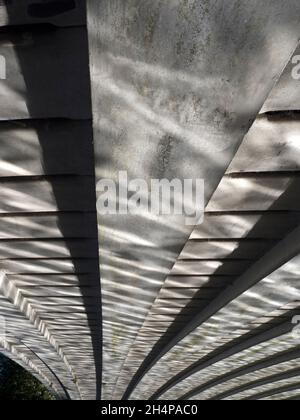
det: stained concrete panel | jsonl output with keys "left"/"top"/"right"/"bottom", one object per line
{"left": 227, "top": 116, "right": 300, "bottom": 174}
{"left": 88, "top": 0, "right": 300, "bottom": 399}
{"left": 206, "top": 176, "right": 300, "bottom": 212}
{"left": 261, "top": 43, "right": 300, "bottom": 112}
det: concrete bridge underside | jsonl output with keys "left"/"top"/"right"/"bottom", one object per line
{"left": 0, "top": 0, "right": 300, "bottom": 400}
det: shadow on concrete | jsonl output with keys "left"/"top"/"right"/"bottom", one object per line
{"left": 3, "top": 1, "right": 102, "bottom": 400}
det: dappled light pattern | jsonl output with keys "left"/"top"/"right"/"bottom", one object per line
{"left": 0, "top": 1, "right": 101, "bottom": 400}
{"left": 132, "top": 258, "right": 300, "bottom": 399}
{"left": 261, "top": 43, "right": 300, "bottom": 113}
{"left": 130, "top": 46, "right": 300, "bottom": 400}
{"left": 193, "top": 357, "right": 300, "bottom": 400}
{"left": 262, "top": 388, "right": 300, "bottom": 400}
{"left": 0, "top": 271, "right": 80, "bottom": 400}
{"left": 225, "top": 374, "right": 300, "bottom": 400}
{"left": 88, "top": 0, "right": 300, "bottom": 400}
{"left": 163, "top": 333, "right": 299, "bottom": 400}
{"left": 1, "top": 0, "right": 300, "bottom": 401}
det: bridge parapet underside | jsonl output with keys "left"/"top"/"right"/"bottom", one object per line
{"left": 0, "top": 1, "right": 101, "bottom": 400}
{"left": 87, "top": 1, "right": 300, "bottom": 401}
{"left": 1, "top": 0, "right": 300, "bottom": 402}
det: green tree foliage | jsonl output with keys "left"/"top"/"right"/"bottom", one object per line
{"left": 0, "top": 353, "right": 55, "bottom": 400}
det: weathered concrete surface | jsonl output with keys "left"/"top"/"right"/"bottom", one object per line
{"left": 1, "top": 0, "right": 300, "bottom": 401}
{"left": 135, "top": 251, "right": 300, "bottom": 400}
{"left": 262, "top": 44, "right": 300, "bottom": 113}
{"left": 262, "top": 387, "right": 300, "bottom": 401}
{"left": 0, "top": 1, "right": 101, "bottom": 400}
{"left": 223, "top": 373, "right": 300, "bottom": 400}
{"left": 137, "top": 330, "right": 300, "bottom": 400}
{"left": 206, "top": 175, "right": 300, "bottom": 211}
{"left": 87, "top": 0, "right": 300, "bottom": 399}
{"left": 227, "top": 115, "right": 300, "bottom": 174}
{"left": 0, "top": 272, "right": 81, "bottom": 400}
{"left": 129, "top": 48, "right": 300, "bottom": 400}
{"left": 191, "top": 212, "right": 300, "bottom": 240}
{"left": 190, "top": 357, "right": 300, "bottom": 400}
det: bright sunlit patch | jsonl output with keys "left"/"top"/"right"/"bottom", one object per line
{"left": 287, "top": 132, "right": 300, "bottom": 152}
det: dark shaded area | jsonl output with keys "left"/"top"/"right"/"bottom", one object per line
{"left": 2, "top": 1, "right": 102, "bottom": 399}
{"left": 0, "top": 353, "right": 54, "bottom": 400}
{"left": 0, "top": 0, "right": 86, "bottom": 27}
{"left": 28, "top": 1, "right": 76, "bottom": 18}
